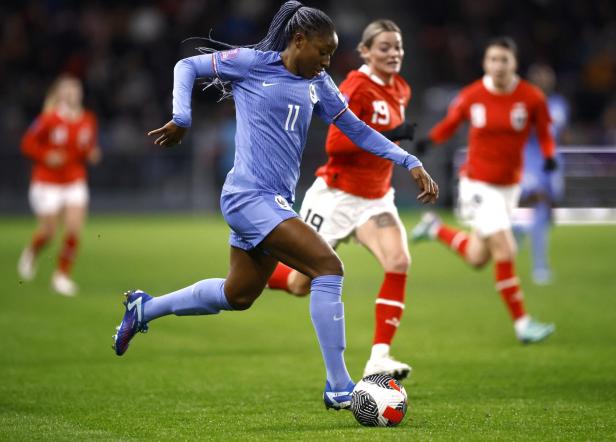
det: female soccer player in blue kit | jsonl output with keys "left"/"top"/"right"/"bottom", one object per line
{"left": 111, "top": 1, "right": 438, "bottom": 410}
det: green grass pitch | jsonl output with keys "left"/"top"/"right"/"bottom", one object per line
{"left": 1, "top": 213, "right": 615, "bottom": 440}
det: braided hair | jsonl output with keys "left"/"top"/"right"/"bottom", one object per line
{"left": 190, "top": 1, "right": 335, "bottom": 99}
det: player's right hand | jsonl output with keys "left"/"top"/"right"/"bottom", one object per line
{"left": 148, "top": 120, "right": 187, "bottom": 147}
{"left": 410, "top": 166, "right": 439, "bottom": 204}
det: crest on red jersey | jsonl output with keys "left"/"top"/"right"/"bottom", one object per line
{"left": 470, "top": 103, "right": 486, "bottom": 128}
{"left": 50, "top": 125, "right": 68, "bottom": 145}
{"left": 510, "top": 102, "right": 528, "bottom": 131}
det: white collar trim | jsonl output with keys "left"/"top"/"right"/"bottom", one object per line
{"left": 359, "top": 64, "right": 389, "bottom": 86}
{"left": 482, "top": 74, "right": 520, "bottom": 94}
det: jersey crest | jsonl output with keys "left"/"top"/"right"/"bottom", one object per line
{"left": 51, "top": 125, "right": 68, "bottom": 145}
{"left": 309, "top": 83, "right": 318, "bottom": 104}
{"left": 470, "top": 103, "right": 487, "bottom": 128}
{"left": 510, "top": 102, "right": 528, "bottom": 131}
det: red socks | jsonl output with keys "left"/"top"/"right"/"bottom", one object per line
{"left": 267, "top": 262, "right": 293, "bottom": 291}
{"left": 58, "top": 234, "right": 79, "bottom": 275}
{"left": 31, "top": 231, "right": 50, "bottom": 255}
{"left": 495, "top": 260, "right": 526, "bottom": 321}
{"left": 435, "top": 225, "right": 526, "bottom": 323}
{"left": 373, "top": 272, "right": 407, "bottom": 345}
{"left": 436, "top": 225, "right": 469, "bottom": 257}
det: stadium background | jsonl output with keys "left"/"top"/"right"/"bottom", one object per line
{"left": 1, "top": 1, "right": 615, "bottom": 440}
{"left": 1, "top": 0, "right": 615, "bottom": 212}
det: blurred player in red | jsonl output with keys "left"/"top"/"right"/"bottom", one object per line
{"left": 267, "top": 20, "right": 419, "bottom": 379}
{"left": 411, "top": 37, "right": 555, "bottom": 343}
{"left": 18, "top": 75, "right": 101, "bottom": 296}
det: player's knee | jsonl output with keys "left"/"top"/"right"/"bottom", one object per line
{"left": 467, "top": 255, "right": 489, "bottom": 269}
{"left": 39, "top": 226, "right": 56, "bottom": 239}
{"left": 226, "top": 287, "right": 262, "bottom": 310}
{"left": 384, "top": 252, "right": 411, "bottom": 273}
{"left": 288, "top": 273, "right": 311, "bottom": 296}
{"left": 38, "top": 219, "right": 57, "bottom": 237}
{"left": 229, "top": 295, "right": 257, "bottom": 311}
{"left": 316, "top": 253, "right": 344, "bottom": 277}
{"left": 491, "top": 247, "right": 516, "bottom": 263}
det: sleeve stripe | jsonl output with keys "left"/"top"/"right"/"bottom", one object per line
{"left": 332, "top": 105, "right": 348, "bottom": 122}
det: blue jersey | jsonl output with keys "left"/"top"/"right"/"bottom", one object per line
{"left": 172, "top": 48, "right": 420, "bottom": 203}
{"left": 521, "top": 93, "right": 569, "bottom": 199}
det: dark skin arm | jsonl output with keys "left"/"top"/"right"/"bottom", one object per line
{"left": 147, "top": 121, "right": 438, "bottom": 203}
{"left": 147, "top": 121, "right": 187, "bottom": 147}
{"left": 410, "top": 166, "right": 439, "bottom": 204}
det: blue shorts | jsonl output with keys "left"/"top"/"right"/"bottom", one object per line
{"left": 220, "top": 189, "right": 299, "bottom": 251}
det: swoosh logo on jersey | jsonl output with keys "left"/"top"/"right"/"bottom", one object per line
{"left": 262, "top": 81, "right": 277, "bottom": 87}
{"left": 333, "top": 314, "right": 344, "bottom": 321}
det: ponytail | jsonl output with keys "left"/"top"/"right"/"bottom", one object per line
{"left": 189, "top": 1, "right": 334, "bottom": 99}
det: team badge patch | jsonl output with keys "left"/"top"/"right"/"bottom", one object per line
{"left": 309, "top": 84, "right": 319, "bottom": 104}
{"left": 274, "top": 195, "right": 291, "bottom": 210}
{"left": 470, "top": 103, "right": 486, "bottom": 128}
{"left": 221, "top": 48, "right": 240, "bottom": 60}
{"left": 510, "top": 102, "right": 528, "bottom": 131}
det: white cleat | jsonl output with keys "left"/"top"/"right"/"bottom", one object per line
{"left": 411, "top": 212, "right": 441, "bottom": 242}
{"left": 18, "top": 247, "right": 36, "bottom": 281}
{"left": 51, "top": 271, "right": 78, "bottom": 297}
{"left": 363, "top": 355, "right": 412, "bottom": 381}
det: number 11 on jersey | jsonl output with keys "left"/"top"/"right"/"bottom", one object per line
{"left": 285, "top": 104, "right": 300, "bottom": 131}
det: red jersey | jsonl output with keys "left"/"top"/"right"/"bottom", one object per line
{"left": 316, "top": 66, "right": 411, "bottom": 199}
{"left": 21, "top": 110, "right": 98, "bottom": 184}
{"left": 429, "top": 76, "right": 555, "bottom": 185}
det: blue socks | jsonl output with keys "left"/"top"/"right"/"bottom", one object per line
{"left": 310, "top": 275, "right": 352, "bottom": 390}
{"left": 143, "top": 278, "right": 233, "bottom": 322}
{"left": 531, "top": 200, "right": 551, "bottom": 273}
{"left": 141, "top": 274, "right": 353, "bottom": 391}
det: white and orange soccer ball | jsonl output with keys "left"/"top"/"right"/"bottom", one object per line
{"left": 350, "top": 374, "right": 408, "bottom": 427}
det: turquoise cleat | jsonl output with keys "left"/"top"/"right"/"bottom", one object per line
{"left": 517, "top": 318, "right": 555, "bottom": 344}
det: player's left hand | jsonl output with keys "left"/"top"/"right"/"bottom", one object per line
{"left": 543, "top": 157, "right": 558, "bottom": 172}
{"left": 148, "top": 120, "right": 187, "bottom": 147}
{"left": 410, "top": 166, "right": 439, "bottom": 204}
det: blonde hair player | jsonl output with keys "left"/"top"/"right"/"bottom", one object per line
{"left": 18, "top": 75, "right": 102, "bottom": 296}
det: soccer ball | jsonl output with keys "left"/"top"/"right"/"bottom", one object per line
{"left": 350, "top": 374, "right": 408, "bottom": 427}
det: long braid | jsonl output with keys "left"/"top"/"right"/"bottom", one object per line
{"left": 253, "top": 1, "right": 304, "bottom": 51}
{"left": 189, "top": 1, "right": 334, "bottom": 99}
